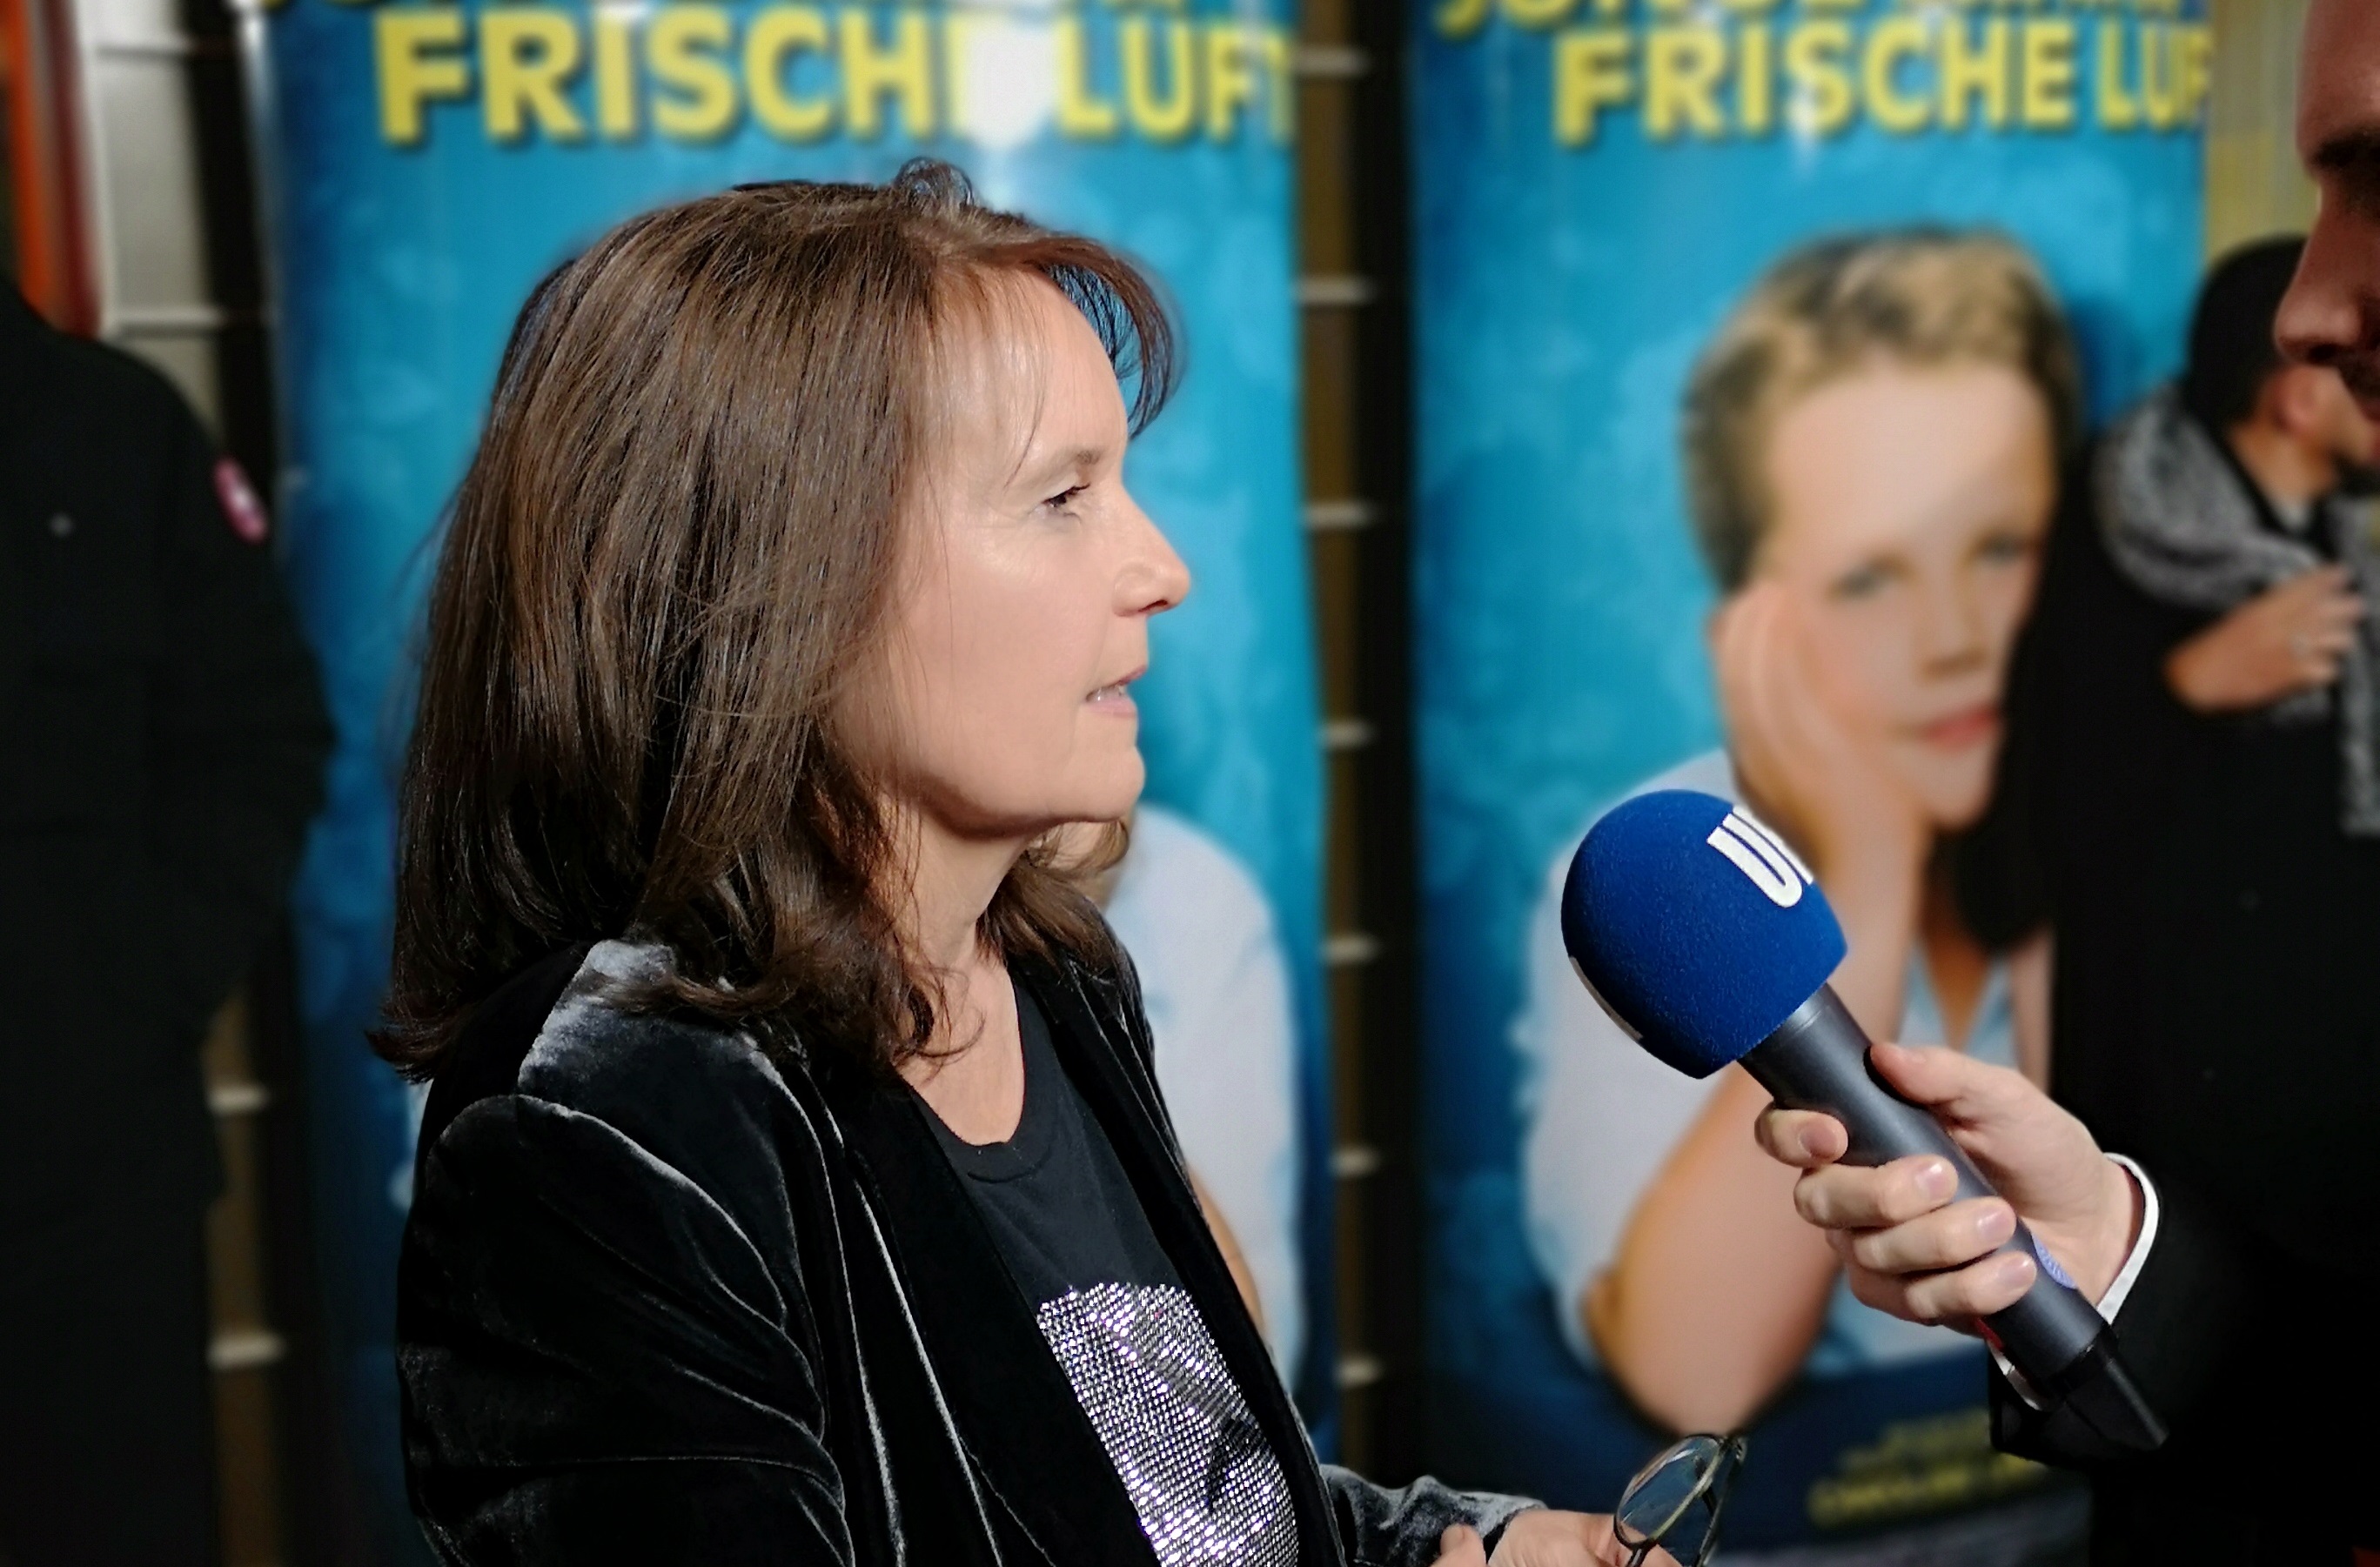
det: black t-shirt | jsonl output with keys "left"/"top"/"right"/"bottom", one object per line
{"left": 926, "top": 983, "right": 1180, "bottom": 1304}
{"left": 922, "top": 981, "right": 1297, "bottom": 1567}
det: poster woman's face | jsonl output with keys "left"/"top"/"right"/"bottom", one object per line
{"left": 1753, "top": 361, "right": 2056, "bottom": 832}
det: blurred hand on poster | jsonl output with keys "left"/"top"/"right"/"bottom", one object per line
{"left": 1711, "top": 581, "right": 1927, "bottom": 1033}
{"left": 1434, "top": 1514, "right": 1675, "bottom": 1567}
{"left": 1752, "top": 1041, "right": 2140, "bottom": 1327}
{"left": 1578, "top": 582, "right": 1950, "bottom": 1436}
{"left": 2164, "top": 564, "right": 2364, "bottom": 713}
{"left": 1713, "top": 582, "right": 1929, "bottom": 894}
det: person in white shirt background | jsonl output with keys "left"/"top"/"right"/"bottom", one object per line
{"left": 1103, "top": 802, "right": 1307, "bottom": 1386}
{"left": 1515, "top": 231, "right": 2085, "bottom": 1562}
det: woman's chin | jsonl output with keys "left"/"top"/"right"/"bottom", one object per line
{"left": 1890, "top": 745, "right": 2000, "bottom": 836}
{"left": 1079, "top": 787, "right": 1145, "bottom": 827}
{"left": 1049, "top": 768, "right": 1144, "bottom": 832}
{"left": 1913, "top": 784, "right": 1993, "bottom": 836}
{"left": 958, "top": 757, "right": 1143, "bottom": 842}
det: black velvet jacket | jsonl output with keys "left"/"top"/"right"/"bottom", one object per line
{"left": 398, "top": 940, "right": 1530, "bottom": 1564}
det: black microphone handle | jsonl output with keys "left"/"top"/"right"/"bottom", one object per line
{"left": 1740, "top": 988, "right": 2164, "bottom": 1451}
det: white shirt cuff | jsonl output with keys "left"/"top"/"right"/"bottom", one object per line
{"left": 2095, "top": 1154, "right": 2159, "bottom": 1323}
{"left": 1989, "top": 1154, "right": 2158, "bottom": 1409}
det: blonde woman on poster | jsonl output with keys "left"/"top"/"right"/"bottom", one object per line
{"left": 1517, "top": 233, "right": 2082, "bottom": 1559}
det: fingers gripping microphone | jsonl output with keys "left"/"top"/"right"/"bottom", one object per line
{"left": 1563, "top": 790, "right": 2163, "bottom": 1454}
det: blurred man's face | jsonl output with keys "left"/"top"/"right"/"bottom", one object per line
{"left": 2276, "top": 0, "right": 2380, "bottom": 418}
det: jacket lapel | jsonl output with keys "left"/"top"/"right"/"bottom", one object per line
{"left": 819, "top": 1056, "right": 1160, "bottom": 1567}
{"left": 1020, "top": 954, "right": 1345, "bottom": 1567}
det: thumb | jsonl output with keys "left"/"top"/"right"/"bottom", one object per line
{"left": 1866, "top": 1041, "right": 2033, "bottom": 1129}
{"left": 1438, "top": 1524, "right": 1489, "bottom": 1567}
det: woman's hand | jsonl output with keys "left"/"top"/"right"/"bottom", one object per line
{"left": 1711, "top": 582, "right": 1929, "bottom": 903}
{"left": 1752, "top": 1041, "right": 2143, "bottom": 1326}
{"left": 1710, "top": 579, "right": 1921, "bottom": 1042}
{"left": 1588, "top": 1066, "right": 1837, "bottom": 1434}
{"left": 1435, "top": 1512, "right": 1677, "bottom": 1567}
{"left": 2165, "top": 565, "right": 2363, "bottom": 713}
{"left": 1579, "top": 585, "right": 1938, "bottom": 1434}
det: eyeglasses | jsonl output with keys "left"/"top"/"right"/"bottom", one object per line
{"left": 1613, "top": 1433, "right": 1746, "bottom": 1567}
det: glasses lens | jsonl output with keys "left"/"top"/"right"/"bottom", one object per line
{"left": 1678, "top": 1489, "right": 1724, "bottom": 1566}
{"left": 1614, "top": 1436, "right": 1723, "bottom": 1545}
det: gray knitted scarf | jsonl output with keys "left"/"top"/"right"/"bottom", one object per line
{"left": 2095, "top": 385, "right": 2380, "bottom": 836}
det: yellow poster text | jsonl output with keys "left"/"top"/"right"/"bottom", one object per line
{"left": 374, "top": 3, "right": 1295, "bottom": 151}
{"left": 1552, "top": 15, "right": 2207, "bottom": 144}
{"left": 1433, "top": 2, "right": 2209, "bottom": 148}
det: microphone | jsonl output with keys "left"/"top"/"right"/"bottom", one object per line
{"left": 1561, "top": 788, "right": 2163, "bottom": 1454}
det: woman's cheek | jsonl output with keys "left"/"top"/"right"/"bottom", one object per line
{"left": 1977, "top": 567, "right": 2043, "bottom": 689}
{"left": 1801, "top": 602, "right": 1907, "bottom": 744}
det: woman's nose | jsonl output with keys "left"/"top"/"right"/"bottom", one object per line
{"left": 1917, "top": 575, "right": 1989, "bottom": 672}
{"left": 1117, "top": 496, "right": 1192, "bottom": 615}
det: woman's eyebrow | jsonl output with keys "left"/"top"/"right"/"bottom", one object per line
{"left": 1016, "top": 444, "right": 1109, "bottom": 488}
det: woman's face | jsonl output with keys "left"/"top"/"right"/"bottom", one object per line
{"left": 859, "top": 278, "right": 1190, "bottom": 844}
{"left": 1752, "top": 362, "right": 2056, "bottom": 831}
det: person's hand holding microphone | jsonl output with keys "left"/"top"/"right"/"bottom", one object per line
{"left": 1753, "top": 1043, "right": 2143, "bottom": 1332}
{"left": 1559, "top": 789, "right": 2165, "bottom": 1450}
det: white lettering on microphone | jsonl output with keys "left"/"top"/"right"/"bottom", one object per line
{"left": 1706, "top": 809, "right": 1813, "bottom": 908}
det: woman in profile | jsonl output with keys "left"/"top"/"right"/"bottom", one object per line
{"left": 383, "top": 164, "right": 1639, "bottom": 1566}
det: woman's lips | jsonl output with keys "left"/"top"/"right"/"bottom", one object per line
{"left": 1086, "top": 674, "right": 1141, "bottom": 715}
{"left": 1916, "top": 703, "right": 2000, "bottom": 750}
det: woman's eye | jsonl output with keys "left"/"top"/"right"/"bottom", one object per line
{"left": 1828, "top": 563, "right": 1894, "bottom": 601}
{"left": 1041, "top": 484, "right": 1088, "bottom": 513}
{"left": 1974, "top": 530, "right": 2035, "bottom": 566}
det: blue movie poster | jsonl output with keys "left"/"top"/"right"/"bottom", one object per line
{"left": 1411, "top": 0, "right": 2205, "bottom": 1553}
{"left": 244, "top": 3, "right": 1325, "bottom": 1553}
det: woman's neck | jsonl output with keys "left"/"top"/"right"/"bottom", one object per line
{"left": 2229, "top": 417, "right": 2340, "bottom": 513}
{"left": 895, "top": 807, "right": 1029, "bottom": 973}
{"left": 1918, "top": 863, "right": 1988, "bottom": 1052}
{"left": 888, "top": 804, "right": 1033, "bottom": 1138}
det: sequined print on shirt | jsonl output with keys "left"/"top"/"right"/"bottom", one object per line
{"left": 1035, "top": 1282, "right": 1298, "bottom": 1567}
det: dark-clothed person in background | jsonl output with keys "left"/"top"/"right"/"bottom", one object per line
{"left": 1914, "top": 235, "right": 2380, "bottom": 1559}
{"left": 0, "top": 288, "right": 329, "bottom": 1564}
{"left": 2008, "top": 238, "right": 2380, "bottom": 1267}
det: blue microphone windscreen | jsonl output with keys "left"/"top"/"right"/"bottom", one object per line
{"left": 1561, "top": 789, "right": 1847, "bottom": 1079}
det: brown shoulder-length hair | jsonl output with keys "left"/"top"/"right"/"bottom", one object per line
{"left": 376, "top": 161, "right": 1174, "bottom": 1081}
